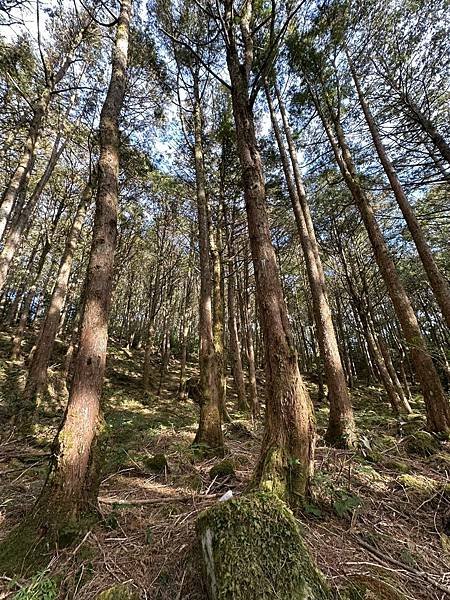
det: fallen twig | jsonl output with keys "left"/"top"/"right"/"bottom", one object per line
{"left": 354, "top": 536, "right": 450, "bottom": 596}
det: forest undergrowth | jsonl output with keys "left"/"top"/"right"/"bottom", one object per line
{"left": 0, "top": 330, "right": 449, "bottom": 600}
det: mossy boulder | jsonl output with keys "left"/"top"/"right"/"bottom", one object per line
{"left": 209, "top": 460, "right": 235, "bottom": 480}
{"left": 404, "top": 431, "right": 439, "bottom": 457}
{"left": 382, "top": 459, "right": 409, "bottom": 473}
{"left": 96, "top": 584, "right": 139, "bottom": 599}
{"left": 397, "top": 473, "right": 438, "bottom": 494}
{"left": 196, "top": 491, "right": 332, "bottom": 600}
{"left": 144, "top": 453, "right": 168, "bottom": 473}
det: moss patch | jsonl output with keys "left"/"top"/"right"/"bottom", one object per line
{"left": 96, "top": 583, "right": 139, "bottom": 599}
{"left": 209, "top": 460, "right": 235, "bottom": 480}
{"left": 404, "top": 431, "right": 439, "bottom": 457}
{"left": 196, "top": 491, "right": 332, "bottom": 600}
{"left": 398, "top": 473, "right": 438, "bottom": 494}
{"left": 144, "top": 453, "right": 168, "bottom": 473}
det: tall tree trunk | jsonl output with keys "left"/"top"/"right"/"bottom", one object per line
{"left": 192, "top": 73, "right": 223, "bottom": 453}
{"left": 228, "top": 257, "right": 248, "bottom": 411}
{"left": 0, "top": 91, "right": 50, "bottom": 241}
{"left": 211, "top": 225, "right": 231, "bottom": 422}
{"left": 348, "top": 54, "right": 450, "bottom": 329}
{"left": 18, "top": 178, "right": 92, "bottom": 425}
{"left": 19, "top": 0, "right": 132, "bottom": 536}
{"left": 313, "top": 88, "right": 450, "bottom": 432}
{"left": 224, "top": 204, "right": 248, "bottom": 412}
{"left": 0, "top": 17, "right": 90, "bottom": 242}
{"left": 239, "top": 253, "right": 259, "bottom": 419}
{"left": 0, "top": 138, "right": 66, "bottom": 293}
{"left": 224, "top": 2, "right": 315, "bottom": 501}
{"left": 266, "top": 83, "right": 356, "bottom": 448}
{"left": 10, "top": 237, "right": 52, "bottom": 361}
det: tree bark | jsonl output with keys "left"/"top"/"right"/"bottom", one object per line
{"left": 266, "top": 82, "right": 356, "bottom": 448}
{"left": 192, "top": 72, "right": 223, "bottom": 453}
{"left": 348, "top": 54, "right": 450, "bottom": 329}
{"left": 18, "top": 177, "right": 92, "bottom": 424}
{"left": 0, "top": 137, "right": 66, "bottom": 293}
{"left": 31, "top": 0, "right": 131, "bottom": 527}
{"left": 0, "top": 17, "right": 90, "bottom": 242}
{"left": 223, "top": 1, "right": 315, "bottom": 501}
{"left": 313, "top": 88, "right": 450, "bottom": 432}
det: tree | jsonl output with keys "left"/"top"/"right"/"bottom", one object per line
{"left": 0, "top": 0, "right": 132, "bottom": 568}
{"left": 219, "top": 0, "right": 316, "bottom": 501}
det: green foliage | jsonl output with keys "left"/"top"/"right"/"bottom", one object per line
{"left": 333, "top": 491, "right": 361, "bottom": 518}
{"left": 12, "top": 572, "right": 57, "bottom": 600}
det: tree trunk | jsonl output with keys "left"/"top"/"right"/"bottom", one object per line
{"left": 348, "top": 54, "right": 450, "bottom": 329}
{"left": 31, "top": 0, "right": 131, "bottom": 529}
{"left": 0, "top": 91, "right": 51, "bottom": 241}
{"left": 0, "top": 16, "right": 90, "bottom": 243}
{"left": 224, "top": 4, "right": 315, "bottom": 501}
{"left": 239, "top": 253, "right": 259, "bottom": 419}
{"left": 225, "top": 205, "right": 248, "bottom": 412}
{"left": 192, "top": 73, "right": 223, "bottom": 453}
{"left": 228, "top": 258, "right": 248, "bottom": 411}
{"left": 19, "top": 178, "right": 92, "bottom": 425}
{"left": 266, "top": 83, "right": 356, "bottom": 448}
{"left": 314, "top": 91, "right": 450, "bottom": 432}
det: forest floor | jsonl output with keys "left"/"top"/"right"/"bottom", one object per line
{"left": 0, "top": 330, "right": 450, "bottom": 599}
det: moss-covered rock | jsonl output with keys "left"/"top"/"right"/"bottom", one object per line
{"left": 196, "top": 491, "right": 332, "bottom": 600}
{"left": 382, "top": 459, "right": 409, "bottom": 473}
{"left": 209, "top": 459, "right": 235, "bottom": 480}
{"left": 404, "top": 431, "right": 439, "bottom": 457}
{"left": 397, "top": 473, "right": 437, "bottom": 494}
{"left": 96, "top": 583, "right": 139, "bottom": 600}
{"left": 144, "top": 453, "right": 168, "bottom": 473}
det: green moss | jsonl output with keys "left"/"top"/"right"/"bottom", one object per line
{"left": 405, "top": 431, "right": 439, "bottom": 457}
{"left": 365, "top": 450, "right": 382, "bottom": 464}
{"left": 0, "top": 503, "right": 97, "bottom": 577}
{"left": 209, "top": 460, "right": 235, "bottom": 480}
{"left": 143, "top": 453, "right": 168, "bottom": 473}
{"left": 255, "top": 446, "right": 294, "bottom": 500}
{"left": 0, "top": 519, "right": 49, "bottom": 576}
{"left": 435, "top": 451, "right": 450, "bottom": 466}
{"left": 398, "top": 473, "right": 437, "bottom": 493}
{"left": 96, "top": 584, "right": 139, "bottom": 599}
{"left": 382, "top": 459, "right": 409, "bottom": 473}
{"left": 196, "top": 491, "right": 332, "bottom": 600}
{"left": 405, "top": 431, "right": 439, "bottom": 456}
